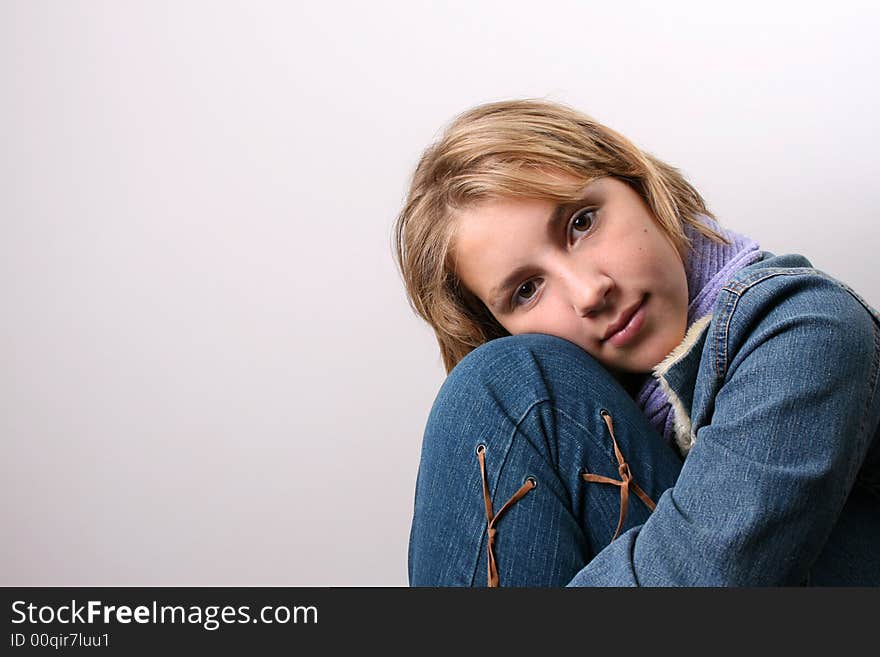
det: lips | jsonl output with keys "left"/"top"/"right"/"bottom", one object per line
{"left": 602, "top": 296, "right": 645, "bottom": 342}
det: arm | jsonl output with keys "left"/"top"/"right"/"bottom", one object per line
{"left": 569, "top": 275, "right": 879, "bottom": 586}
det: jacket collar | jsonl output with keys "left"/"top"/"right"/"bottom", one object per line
{"left": 651, "top": 313, "right": 713, "bottom": 454}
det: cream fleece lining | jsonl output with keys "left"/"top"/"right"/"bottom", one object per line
{"left": 650, "top": 313, "right": 713, "bottom": 455}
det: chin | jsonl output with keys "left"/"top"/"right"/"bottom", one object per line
{"left": 628, "top": 341, "right": 676, "bottom": 374}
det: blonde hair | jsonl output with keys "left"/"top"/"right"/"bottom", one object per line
{"left": 393, "top": 98, "right": 728, "bottom": 374}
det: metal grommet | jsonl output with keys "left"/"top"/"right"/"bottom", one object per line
{"left": 526, "top": 476, "right": 537, "bottom": 489}
{"left": 599, "top": 409, "right": 609, "bottom": 418}
{"left": 475, "top": 443, "right": 486, "bottom": 455}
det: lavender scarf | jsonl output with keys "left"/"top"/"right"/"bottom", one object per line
{"left": 634, "top": 215, "right": 762, "bottom": 447}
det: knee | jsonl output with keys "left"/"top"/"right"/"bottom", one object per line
{"left": 438, "top": 333, "right": 615, "bottom": 419}
{"left": 420, "top": 333, "right": 622, "bottom": 468}
{"left": 410, "top": 334, "right": 648, "bottom": 585}
{"left": 455, "top": 333, "right": 593, "bottom": 376}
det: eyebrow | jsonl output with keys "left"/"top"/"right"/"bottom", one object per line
{"left": 486, "top": 201, "right": 573, "bottom": 312}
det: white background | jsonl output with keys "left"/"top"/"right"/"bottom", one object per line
{"left": 2, "top": 0, "right": 878, "bottom": 586}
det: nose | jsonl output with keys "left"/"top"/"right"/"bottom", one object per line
{"left": 562, "top": 267, "right": 613, "bottom": 317}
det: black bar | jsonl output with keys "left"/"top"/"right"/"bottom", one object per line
{"left": 2, "top": 587, "right": 876, "bottom": 652}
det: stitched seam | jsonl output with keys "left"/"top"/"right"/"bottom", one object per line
{"left": 722, "top": 267, "right": 818, "bottom": 293}
{"left": 469, "top": 399, "right": 630, "bottom": 585}
{"left": 720, "top": 270, "right": 880, "bottom": 381}
{"left": 857, "top": 318, "right": 880, "bottom": 444}
{"left": 553, "top": 405, "right": 637, "bottom": 473}
{"left": 718, "top": 273, "right": 805, "bottom": 379}
{"left": 716, "top": 289, "right": 738, "bottom": 380}
{"left": 835, "top": 280, "right": 880, "bottom": 323}
{"left": 718, "top": 270, "right": 838, "bottom": 380}
{"left": 468, "top": 396, "right": 550, "bottom": 586}
{"left": 496, "top": 399, "right": 623, "bottom": 475}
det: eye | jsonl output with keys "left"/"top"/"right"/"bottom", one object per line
{"left": 569, "top": 208, "right": 597, "bottom": 241}
{"left": 512, "top": 278, "right": 542, "bottom": 307}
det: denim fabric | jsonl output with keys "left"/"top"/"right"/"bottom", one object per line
{"left": 408, "top": 252, "right": 880, "bottom": 586}
{"left": 408, "top": 333, "right": 685, "bottom": 586}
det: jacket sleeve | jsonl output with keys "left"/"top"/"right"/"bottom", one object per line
{"left": 568, "top": 275, "right": 880, "bottom": 586}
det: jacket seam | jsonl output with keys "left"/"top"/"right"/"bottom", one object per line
{"left": 716, "top": 289, "right": 738, "bottom": 380}
{"left": 857, "top": 317, "right": 880, "bottom": 446}
{"left": 722, "top": 266, "right": 820, "bottom": 293}
{"left": 716, "top": 268, "right": 854, "bottom": 380}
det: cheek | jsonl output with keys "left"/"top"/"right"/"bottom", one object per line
{"left": 505, "top": 300, "right": 574, "bottom": 336}
{"left": 644, "top": 240, "right": 687, "bottom": 295}
{"left": 525, "top": 310, "right": 594, "bottom": 352}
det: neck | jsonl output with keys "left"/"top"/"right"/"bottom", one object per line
{"left": 615, "top": 370, "right": 648, "bottom": 398}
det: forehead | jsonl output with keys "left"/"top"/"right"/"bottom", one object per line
{"left": 453, "top": 195, "right": 558, "bottom": 255}
{"left": 455, "top": 196, "right": 557, "bottom": 241}
{"left": 451, "top": 196, "right": 560, "bottom": 302}
{"left": 452, "top": 177, "right": 611, "bottom": 268}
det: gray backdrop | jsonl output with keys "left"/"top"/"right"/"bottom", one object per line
{"left": 3, "top": 0, "right": 878, "bottom": 586}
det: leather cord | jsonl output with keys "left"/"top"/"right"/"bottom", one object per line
{"left": 476, "top": 444, "right": 536, "bottom": 587}
{"left": 581, "top": 410, "right": 656, "bottom": 542}
{"left": 474, "top": 409, "right": 654, "bottom": 586}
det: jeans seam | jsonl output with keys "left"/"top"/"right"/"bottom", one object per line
{"left": 471, "top": 396, "right": 625, "bottom": 585}
{"left": 555, "top": 403, "right": 662, "bottom": 507}
{"left": 552, "top": 405, "right": 635, "bottom": 473}
{"left": 469, "top": 396, "right": 550, "bottom": 586}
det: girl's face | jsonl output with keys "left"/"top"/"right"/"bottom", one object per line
{"left": 453, "top": 176, "right": 689, "bottom": 374}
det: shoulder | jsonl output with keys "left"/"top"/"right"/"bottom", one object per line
{"left": 717, "top": 250, "right": 878, "bottom": 323}
{"left": 709, "top": 252, "right": 879, "bottom": 378}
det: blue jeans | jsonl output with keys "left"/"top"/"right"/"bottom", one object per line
{"left": 407, "top": 333, "right": 880, "bottom": 586}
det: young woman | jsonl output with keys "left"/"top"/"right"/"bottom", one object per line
{"left": 394, "top": 99, "right": 880, "bottom": 586}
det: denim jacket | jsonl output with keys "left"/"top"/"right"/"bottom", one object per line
{"left": 568, "top": 251, "right": 880, "bottom": 586}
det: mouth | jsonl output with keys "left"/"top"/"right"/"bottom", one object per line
{"left": 602, "top": 295, "right": 647, "bottom": 346}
